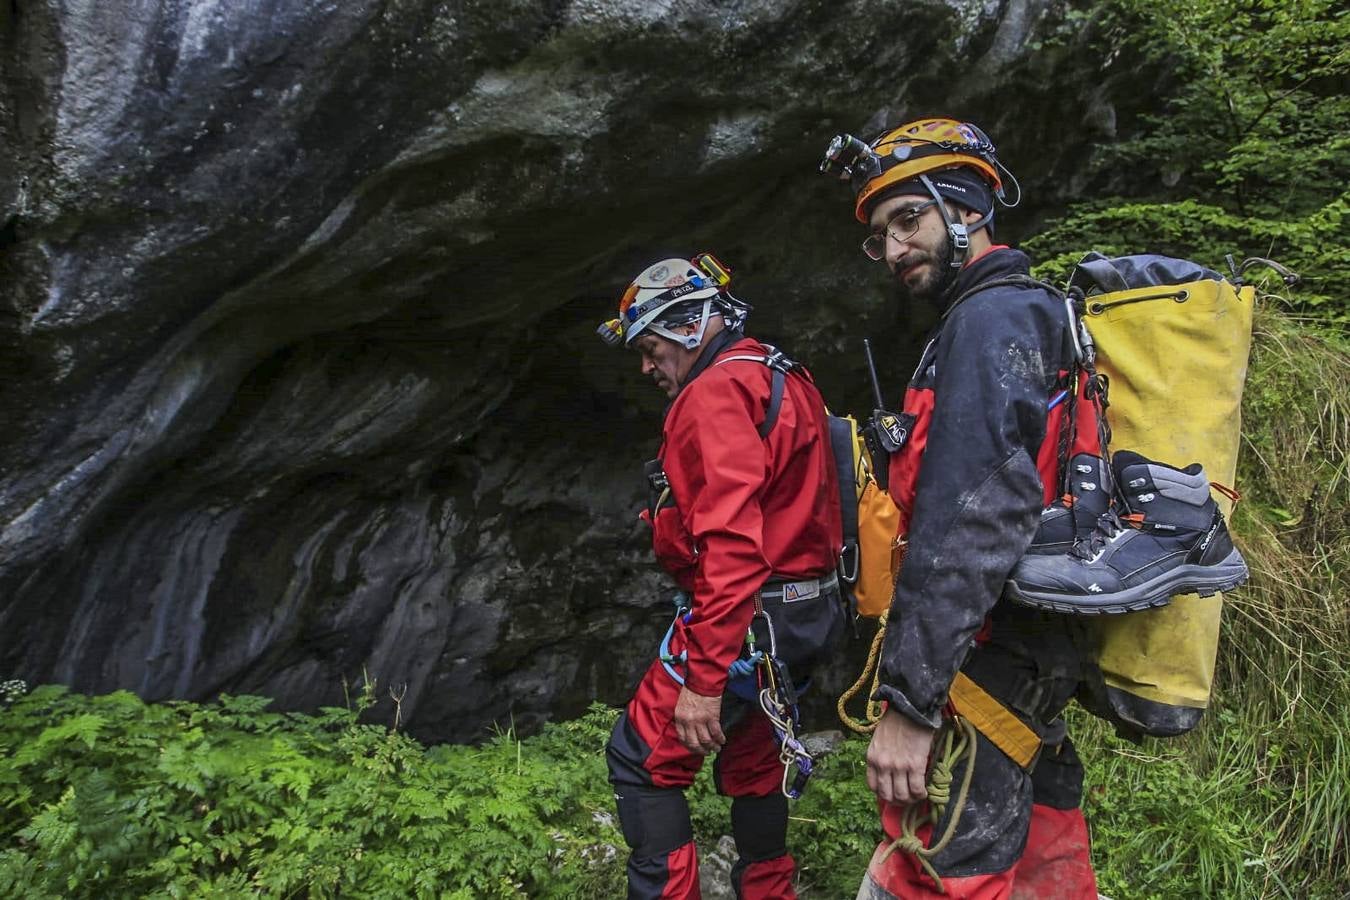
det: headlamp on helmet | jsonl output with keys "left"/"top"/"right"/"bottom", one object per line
{"left": 819, "top": 117, "right": 1022, "bottom": 223}
{"left": 597, "top": 317, "right": 625, "bottom": 347}
{"left": 598, "top": 252, "right": 748, "bottom": 350}
{"left": 819, "top": 134, "right": 882, "bottom": 189}
{"left": 692, "top": 251, "right": 732, "bottom": 288}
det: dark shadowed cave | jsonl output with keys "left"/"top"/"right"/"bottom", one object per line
{"left": 0, "top": 0, "right": 1167, "bottom": 743}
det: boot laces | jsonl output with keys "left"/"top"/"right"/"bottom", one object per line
{"left": 1072, "top": 508, "right": 1129, "bottom": 562}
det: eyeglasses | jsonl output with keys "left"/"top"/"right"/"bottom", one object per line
{"left": 861, "top": 199, "right": 939, "bottom": 261}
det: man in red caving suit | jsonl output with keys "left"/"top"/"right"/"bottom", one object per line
{"left": 598, "top": 253, "right": 845, "bottom": 899}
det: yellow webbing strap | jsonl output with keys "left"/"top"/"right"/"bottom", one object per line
{"left": 947, "top": 672, "right": 1040, "bottom": 770}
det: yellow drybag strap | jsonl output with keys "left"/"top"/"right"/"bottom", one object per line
{"left": 947, "top": 672, "right": 1041, "bottom": 770}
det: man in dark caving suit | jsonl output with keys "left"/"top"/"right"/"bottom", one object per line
{"left": 819, "top": 118, "right": 1101, "bottom": 898}
{"left": 597, "top": 254, "right": 844, "bottom": 899}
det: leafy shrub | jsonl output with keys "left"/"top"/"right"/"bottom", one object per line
{"left": 0, "top": 685, "right": 627, "bottom": 898}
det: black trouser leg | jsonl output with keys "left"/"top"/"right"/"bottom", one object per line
{"left": 612, "top": 784, "right": 696, "bottom": 899}
{"left": 729, "top": 793, "right": 790, "bottom": 899}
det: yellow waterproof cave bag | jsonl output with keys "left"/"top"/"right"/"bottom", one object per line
{"left": 1070, "top": 252, "right": 1256, "bottom": 737}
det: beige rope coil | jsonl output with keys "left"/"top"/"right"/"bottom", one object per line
{"left": 837, "top": 612, "right": 889, "bottom": 734}
{"left": 875, "top": 715, "right": 978, "bottom": 895}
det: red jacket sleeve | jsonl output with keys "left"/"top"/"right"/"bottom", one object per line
{"left": 662, "top": 373, "right": 773, "bottom": 696}
{"left": 641, "top": 505, "right": 697, "bottom": 591}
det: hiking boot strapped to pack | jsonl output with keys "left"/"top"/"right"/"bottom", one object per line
{"left": 1006, "top": 450, "right": 1248, "bottom": 614}
{"left": 1026, "top": 452, "right": 1112, "bottom": 555}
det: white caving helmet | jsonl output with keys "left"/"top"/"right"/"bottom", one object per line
{"left": 597, "top": 252, "right": 749, "bottom": 350}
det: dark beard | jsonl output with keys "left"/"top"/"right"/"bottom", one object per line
{"left": 895, "top": 236, "right": 957, "bottom": 306}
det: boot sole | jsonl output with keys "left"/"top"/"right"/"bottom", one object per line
{"left": 1004, "top": 550, "right": 1250, "bottom": 615}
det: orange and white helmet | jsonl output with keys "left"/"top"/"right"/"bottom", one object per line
{"left": 820, "top": 117, "right": 1021, "bottom": 269}
{"left": 597, "top": 252, "right": 749, "bottom": 349}
{"left": 821, "top": 117, "right": 1018, "bottom": 222}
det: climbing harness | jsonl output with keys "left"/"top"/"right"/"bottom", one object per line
{"left": 655, "top": 591, "right": 816, "bottom": 799}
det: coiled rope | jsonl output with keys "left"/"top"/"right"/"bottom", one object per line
{"left": 875, "top": 715, "right": 978, "bottom": 895}
{"left": 837, "top": 612, "right": 889, "bottom": 734}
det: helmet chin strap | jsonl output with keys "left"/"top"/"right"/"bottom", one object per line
{"left": 918, "top": 174, "right": 970, "bottom": 270}
{"left": 648, "top": 300, "right": 717, "bottom": 350}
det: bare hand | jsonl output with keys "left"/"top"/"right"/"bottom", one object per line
{"left": 866, "top": 708, "right": 937, "bottom": 805}
{"left": 674, "top": 687, "right": 725, "bottom": 755}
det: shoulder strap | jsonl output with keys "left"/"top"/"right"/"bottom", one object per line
{"left": 715, "top": 345, "right": 800, "bottom": 439}
{"left": 943, "top": 274, "right": 1059, "bottom": 320}
{"left": 761, "top": 368, "right": 786, "bottom": 438}
{"left": 828, "top": 415, "right": 861, "bottom": 549}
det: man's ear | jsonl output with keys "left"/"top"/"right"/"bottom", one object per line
{"left": 942, "top": 202, "right": 977, "bottom": 225}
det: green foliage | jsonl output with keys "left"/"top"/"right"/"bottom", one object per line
{"left": 4, "top": 644, "right": 1346, "bottom": 898}
{"left": 1027, "top": 195, "right": 1350, "bottom": 312}
{"left": 780, "top": 745, "right": 877, "bottom": 896}
{"left": 1027, "top": 0, "right": 1350, "bottom": 319}
{"left": 0, "top": 686, "right": 628, "bottom": 898}
{"left": 1074, "top": 688, "right": 1350, "bottom": 898}
{"left": 0, "top": 679, "right": 874, "bottom": 897}
{"left": 1104, "top": 0, "right": 1348, "bottom": 215}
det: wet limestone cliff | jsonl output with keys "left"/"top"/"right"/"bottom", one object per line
{"left": 1, "top": 0, "right": 1151, "bottom": 743}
